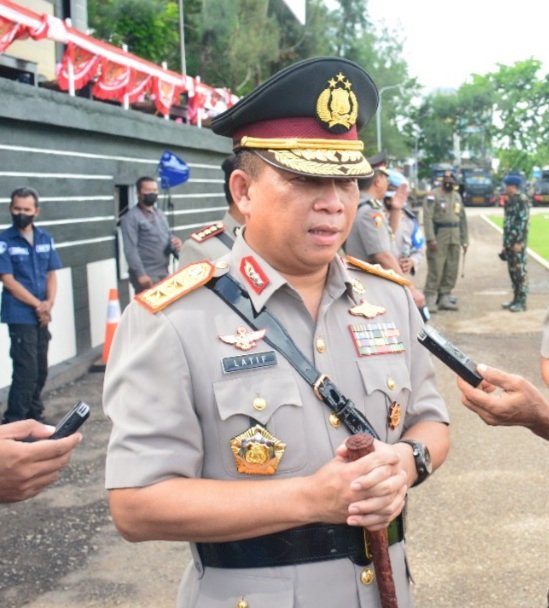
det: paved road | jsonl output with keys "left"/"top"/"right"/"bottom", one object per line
{"left": 1, "top": 212, "right": 548, "bottom": 608}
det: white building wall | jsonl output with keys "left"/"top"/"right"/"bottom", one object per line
{"left": 48, "top": 267, "right": 77, "bottom": 365}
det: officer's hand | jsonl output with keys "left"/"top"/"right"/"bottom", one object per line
{"left": 171, "top": 236, "right": 182, "bottom": 252}
{"left": 512, "top": 242, "right": 523, "bottom": 253}
{"left": 427, "top": 240, "right": 438, "bottom": 253}
{"left": 462, "top": 244, "right": 468, "bottom": 253}
{"left": 0, "top": 420, "right": 82, "bottom": 503}
{"left": 306, "top": 442, "right": 407, "bottom": 531}
{"left": 37, "top": 312, "right": 51, "bottom": 327}
{"left": 137, "top": 275, "right": 153, "bottom": 288}
{"left": 410, "top": 285, "right": 426, "bottom": 308}
{"left": 391, "top": 184, "right": 408, "bottom": 210}
{"left": 399, "top": 257, "right": 413, "bottom": 274}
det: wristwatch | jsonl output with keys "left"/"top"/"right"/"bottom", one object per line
{"left": 399, "top": 439, "right": 432, "bottom": 487}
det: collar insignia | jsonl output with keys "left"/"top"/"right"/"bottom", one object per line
{"left": 230, "top": 424, "right": 286, "bottom": 475}
{"left": 316, "top": 71, "right": 358, "bottom": 132}
{"left": 349, "top": 300, "right": 386, "bottom": 319}
{"left": 219, "top": 326, "right": 266, "bottom": 351}
{"left": 240, "top": 256, "right": 269, "bottom": 294}
{"left": 351, "top": 279, "right": 366, "bottom": 296}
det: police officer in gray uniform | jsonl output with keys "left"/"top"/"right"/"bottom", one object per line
{"left": 104, "top": 57, "right": 450, "bottom": 608}
{"left": 178, "top": 155, "right": 245, "bottom": 266}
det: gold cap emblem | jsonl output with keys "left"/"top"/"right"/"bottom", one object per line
{"left": 316, "top": 72, "right": 358, "bottom": 132}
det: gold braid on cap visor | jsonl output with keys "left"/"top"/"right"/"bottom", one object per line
{"left": 239, "top": 136, "right": 364, "bottom": 151}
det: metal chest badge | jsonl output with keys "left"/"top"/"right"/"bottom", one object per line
{"left": 219, "top": 326, "right": 266, "bottom": 351}
{"left": 388, "top": 402, "right": 401, "bottom": 429}
{"left": 231, "top": 424, "right": 286, "bottom": 475}
{"left": 349, "top": 300, "right": 386, "bottom": 320}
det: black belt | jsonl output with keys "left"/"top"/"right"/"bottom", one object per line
{"left": 197, "top": 517, "right": 404, "bottom": 569}
{"left": 434, "top": 222, "right": 459, "bottom": 228}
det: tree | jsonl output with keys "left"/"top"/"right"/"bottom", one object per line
{"left": 89, "top": 0, "right": 181, "bottom": 69}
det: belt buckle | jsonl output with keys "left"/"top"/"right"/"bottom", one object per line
{"left": 313, "top": 373, "right": 330, "bottom": 401}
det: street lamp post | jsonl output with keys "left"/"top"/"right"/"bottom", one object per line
{"left": 375, "top": 83, "right": 402, "bottom": 152}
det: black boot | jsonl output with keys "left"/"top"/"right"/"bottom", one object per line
{"left": 509, "top": 301, "right": 526, "bottom": 313}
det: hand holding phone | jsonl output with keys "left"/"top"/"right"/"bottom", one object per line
{"left": 417, "top": 325, "right": 482, "bottom": 387}
{"left": 49, "top": 401, "right": 90, "bottom": 439}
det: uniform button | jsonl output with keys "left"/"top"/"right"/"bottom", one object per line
{"left": 387, "top": 377, "right": 396, "bottom": 390}
{"left": 237, "top": 599, "right": 249, "bottom": 608}
{"left": 329, "top": 413, "right": 341, "bottom": 428}
{"left": 253, "top": 397, "right": 266, "bottom": 411}
{"left": 360, "top": 567, "right": 375, "bottom": 585}
{"left": 316, "top": 337, "right": 326, "bottom": 353}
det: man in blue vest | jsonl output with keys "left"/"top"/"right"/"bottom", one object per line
{"left": 0, "top": 187, "right": 62, "bottom": 424}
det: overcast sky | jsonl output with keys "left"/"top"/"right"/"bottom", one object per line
{"left": 367, "top": 0, "right": 549, "bottom": 92}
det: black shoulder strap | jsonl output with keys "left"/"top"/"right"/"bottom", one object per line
{"left": 207, "top": 274, "right": 379, "bottom": 439}
{"left": 215, "top": 230, "right": 235, "bottom": 249}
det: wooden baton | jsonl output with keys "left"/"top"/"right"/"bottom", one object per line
{"left": 346, "top": 433, "right": 399, "bottom": 608}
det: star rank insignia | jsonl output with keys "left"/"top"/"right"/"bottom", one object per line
{"left": 349, "top": 300, "right": 386, "bottom": 319}
{"left": 230, "top": 424, "right": 286, "bottom": 475}
{"left": 219, "top": 326, "right": 266, "bottom": 351}
{"left": 351, "top": 279, "right": 366, "bottom": 296}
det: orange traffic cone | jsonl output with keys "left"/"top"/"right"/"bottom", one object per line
{"left": 102, "top": 288, "right": 121, "bottom": 365}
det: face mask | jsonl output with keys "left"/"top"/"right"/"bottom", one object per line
{"left": 11, "top": 213, "right": 34, "bottom": 229}
{"left": 142, "top": 193, "right": 158, "bottom": 206}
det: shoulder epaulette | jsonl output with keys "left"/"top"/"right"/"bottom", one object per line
{"left": 135, "top": 261, "right": 215, "bottom": 313}
{"left": 190, "top": 222, "right": 225, "bottom": 243}
{"left": 345, "top": 255, "right": 411, "bottom": 287}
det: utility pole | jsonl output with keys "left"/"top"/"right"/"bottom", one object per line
{"left": 178, "top": 0, "right": 186, "bottom": 75}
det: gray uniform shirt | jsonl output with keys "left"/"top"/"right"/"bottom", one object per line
{"left": 346, "top": 197, "right": 397, "bottom": 261}
{"left": 178, "top": 210, "right": 242, "bottom": 267}
{"left": 541, "top": 305, "right": 549, "bottom": 358}
{"left": 104, "top": 234, "right": 449, "bottom": 608}
{"left": 120, "top": 204, "right": 172, "bottom": 284}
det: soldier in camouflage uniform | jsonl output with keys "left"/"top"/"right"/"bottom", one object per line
{"left": 423, "top": 171, "right": 468, "bottom": 312}
{"left": 500, "top": 175, "right": 529, "bottom": 312}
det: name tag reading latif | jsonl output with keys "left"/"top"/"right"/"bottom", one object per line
{"left": 222, "top": 351, "right": 277, "bottom": 374}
